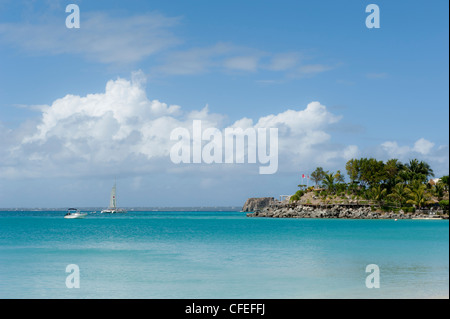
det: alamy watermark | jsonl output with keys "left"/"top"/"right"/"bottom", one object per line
{"left": 170, "top": 120, "right": 278, "bottom": 174}
{"left": 65, "top": 264, "right": 80, "bottom": 288}
{"left": 365, "top": 4, "right": 380, "bottom": 29}
{"left": 64, "top": 4, "right": 379, "bottom": 30}
{"left": 365, "top": 264, "right": 380, "bottom": 289}
{"left": 65, "top": 4, "right": 80, "bottom": 29}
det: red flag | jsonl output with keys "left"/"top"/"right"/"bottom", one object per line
{"left": 302, "top": 174, "right": 305, "bottom": 178}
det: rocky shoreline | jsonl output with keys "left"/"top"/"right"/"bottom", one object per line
{"left": 244, "top": 198, "right": 449, "bottom": 219}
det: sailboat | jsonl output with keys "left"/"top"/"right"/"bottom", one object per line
{"left": 101, "top": 182, "right": 127, "bottom": 214}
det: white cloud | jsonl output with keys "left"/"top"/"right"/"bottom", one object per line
{"left": 3, "top": 71, "right": 447, "bottom": 183}
{"left": 21, "top": 71, "right": 183, "bottom": 161}
{"left": 155, "top": 43, "right": 234, "bottom": 75}
{"left": 225, "top": 101, "right": 355, "bottom": 171}
{"left": 378, "top": 138, "right": 448, "bottom": 176}
{"left": 0, "top": 9, "right": 335, "bottom": 81}
{"left": 381, "top": 138, "right": 436, "bottom": 157}
{"left": 380, "top": 141, "right": 411, "bottom": 157}
{"left": 1, "top": 72, "right": 358, "bottom": 179}
{"left": 0, "top": 12, "right": 181, "bottom": 64}
{"left": 296, "top": 64, "right": 335, "bottom": 77}
{"left": 413, "top": 138, "right": 435, "bottom": 155}
{"left": 254, "top": 102, "right": 341, "bottom": 134}
{"left": 154, "top": 43, "right": 333, "bottom": 79}
{"left": 155, "top": 43, "right": 266, "bottom": 75}
{"left": 0, "top": 6, "right": 338, "bottom": 84}
{"left": 266, "top": 53, "right": 300, "bottom": 71}
{"left": 224, "top": 56, "right": 259, "bottom": 72}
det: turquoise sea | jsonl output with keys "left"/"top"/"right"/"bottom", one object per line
{"left": 0, "top": 211, "right": 448, "bottom": 299}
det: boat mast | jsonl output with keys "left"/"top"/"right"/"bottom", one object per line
{"left": 110, "top": 180, "right": 117, "bottom": 209}
{"left": 115, "top": 177, "right": 117, "bottom": 209}
{"left": 114, "top": 177, "right": 117, "bottom": 209}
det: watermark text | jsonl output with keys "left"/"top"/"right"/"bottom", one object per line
{"left": 170, "top": 120, "right": 278, "bottom": 174}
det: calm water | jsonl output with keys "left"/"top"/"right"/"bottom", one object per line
{"left": 0, "top": 211, "right": 448, "bottom": 299}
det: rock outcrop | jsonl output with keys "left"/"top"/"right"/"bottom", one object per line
{"left": 244, "top": 199, "right": 449, "bottom": 219}
{"left": 242, "top": 197, "right": 275, "bottom": 212}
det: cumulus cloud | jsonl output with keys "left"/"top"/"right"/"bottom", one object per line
{"left": 0, "top": 72, "right": 359, "bottom": 179}
{"left": 381, "top": 138, "right": 436, "bottom": 157}
{"left": 380, "top": 141, "right": 411, "bottom": 157}
{"left": 413, "top": 138, "right": 435, "bottom": 155}
{"left": 251, "top": 102, "right": 359, "bottom": 167}
{"left": 378, "top": 138, "right": 448, "bottom": 176}
{"left": 1, "top": 71, "right": 447, "bottom": 192}
{"left": 21, "top": 71, "right": 184, "bottom": 162}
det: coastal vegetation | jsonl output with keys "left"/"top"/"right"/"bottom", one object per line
{"left": 290, "top": 158, "right": 449, "bottom": 215}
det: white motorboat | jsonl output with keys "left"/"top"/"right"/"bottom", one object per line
{"left": 64, "top": 208, "right": 88, "bottom": 219}
{"left": 101, "top": 182, "right": 127, "bottom": 214}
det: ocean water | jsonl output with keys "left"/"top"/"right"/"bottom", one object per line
{"left": 0, "top": 211, "right": 448, "bottom": 299}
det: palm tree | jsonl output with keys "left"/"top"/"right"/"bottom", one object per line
{"left": 438, "top": 175, "right": 449, "bottom": 192}
{"left": 418, "top": 160, "right": 434, "bottom": 180}
{"left": 402, "top": 159, "right": 435, "bottom": 183}
{"left": 368, "top": 184, "right": 387, "bottom": 207}
{"left": 409, "top": 179, "right": 424, "bottom": 193}
{"left": 387, "top": 183, "right": 410, "bottom": 207}
{"left": 335, "top": 170, "right": 345, "bottom": 184}
{"left": 347, "top": 181, "right": 359, "bottom": 196}
{"left": 406, "top": 186, "right": 434, "bottom": 209}
{"left": 322, "top": 173, "right": 336, "bottom": 193}
{"left": 432, "top": 183, "right": 445, "bottom": 200}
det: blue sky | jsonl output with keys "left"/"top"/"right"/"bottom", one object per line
{"left": 0, "top": 0, "right": 448, "bottom": 208}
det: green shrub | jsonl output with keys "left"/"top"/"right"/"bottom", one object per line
{"left": 381, "top": 205, "right": 394, "bottom": 212}
{"left": 293, "top": 190, "right": 304, "bottom": 198}
{"left": 439, "top": 200, "right": 449, "bottom": 210}
{"left": 401, "top": 207, "right": 415, "bottom": 213}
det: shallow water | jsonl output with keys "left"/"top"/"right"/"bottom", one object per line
{"left": 0, "top": 211, "right": 448, "bottom": 298}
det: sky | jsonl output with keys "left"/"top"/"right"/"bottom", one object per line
{"left": 0, "top": 0, "right": 448, "bottom": 208}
